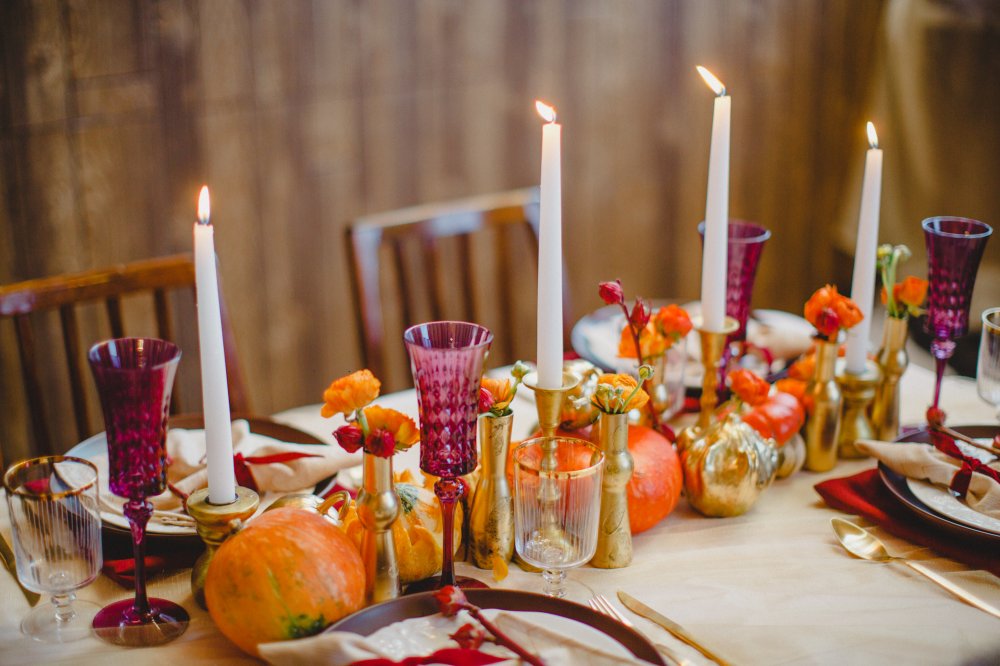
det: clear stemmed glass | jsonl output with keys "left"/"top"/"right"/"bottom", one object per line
{"left": 87, "top": 337, "right": 189, "bottom": 646}
{"left": 977, "top": 307, "right": 1000, "bottom": 421}
{"left": 404, "top": 321, "right": 493, "bottom": 591}
{"left": 4, "top": 456, "right": 102, "bottom": 642}
{"left": 923, "top": 217, "right": 992, "bottom": 410}
{"left": 513, "top": 437, "right": 604, "bottom": 600}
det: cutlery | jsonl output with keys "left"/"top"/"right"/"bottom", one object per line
{"left": 0, "top": 532, "right": 41, "bottom": 606}
{"left": 831, "top": 518, "right": 1000, "bottom": 620}
{"left": 587, "top": 594, "right": 691, "bottom": 666}
{"left": 617, "top": 590, "right": 734, "bottom": 666}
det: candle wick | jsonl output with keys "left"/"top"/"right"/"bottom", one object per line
{"left": 197, "top": 217, "right": 211, "bottom": 226}
{"left": 717, "top": 86, "right": 727, "bottom": 97}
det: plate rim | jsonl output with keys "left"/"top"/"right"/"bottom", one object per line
{"left": 878, "top": 424, "right": 1000, "bottom": 544}
{"left": 329, "top": 588, "right": 666, "bottom": 665}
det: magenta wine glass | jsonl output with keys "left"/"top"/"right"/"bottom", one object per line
{"left": 88, "top": 337, "right": 188, "bottom": 646}
{"left": 697, "top": 220, "right": 771, "bottom": 342}
{"left": 404, "top": 321, "right": 492, "bottom": 591}
{"left": 923, "top": 216, "right": 992, "bottom": 410}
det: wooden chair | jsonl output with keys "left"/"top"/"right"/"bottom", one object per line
{"left": 0, "top": 254, "right": 248, "bottom": 457}
{"left": 346, "top": 187, "right": 573, "bottom": 390}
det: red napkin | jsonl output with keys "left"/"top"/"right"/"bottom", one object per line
{"left": 102, "top": 551, "right": 201, "bottom": 588}
{"left": 815, "top": 468, "right": 1000, "bottom": 577}
{"left": 352, "top": 649, "right": 506, "bottom": 666}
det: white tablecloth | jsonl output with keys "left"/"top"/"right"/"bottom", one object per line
{"left": 2, "top": 364, "right": 999, "bottom": 665}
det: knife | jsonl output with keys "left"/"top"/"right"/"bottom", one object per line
{"left": 0, "top": 533, "right": 40, "bottom": 607}
{"left": 618, "top": 590, "right": 734, "bottom": 666}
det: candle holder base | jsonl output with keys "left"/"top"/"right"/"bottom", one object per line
{"left": 186, "top": 486, "right": 260, "bottom": 609}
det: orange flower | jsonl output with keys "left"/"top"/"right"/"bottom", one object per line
{"left": 787, "top": 353, "right": 815, "bottom": 380}
{"left": 481, "top": 377, "right": 514, "bottom": 411}
{"left": 804, "top": 285, "right": 863, "bottom": 339}
{"left": 895, "top": 276, "right": 928, "bottom": 308}
{"left": 362, "top": 404, "right": 419, "bottom": 449}
{"left": 595, "top": 373, "right": 650, "bottom": 412}
{"left": 321, "top": 369, "right": 381, "bottom": 418}
{"left": 728, "top": 369, "right": 770, "bottom": 406}
{"left": 653, "top": 304, "right": 693, "bottom": 339}
{"left": 618, "top": 305, "right": 691, "bottom": 359}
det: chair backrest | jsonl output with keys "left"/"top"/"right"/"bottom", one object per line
{"left": 346, "top": 187, "right": 572, "bottom": 390}
{"left": 0, "top": 254, "right": 248, "bottom": 457}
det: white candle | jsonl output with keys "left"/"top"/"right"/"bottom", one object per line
{"left": 845, "top": 122, "right": 883, "bottom": 374}
{"left": 194, "top": 186, "right": 236, "bottom": 504}
{"left": 697, "top": 66, "right": 730, "bottom": 333}
{"left": 535, "top": 100, "right": 563, "bottom": 389}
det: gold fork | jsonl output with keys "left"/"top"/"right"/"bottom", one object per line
{"left": 588, "top": 594, "right": 693, "bottom": 666}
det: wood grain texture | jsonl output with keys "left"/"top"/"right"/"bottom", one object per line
{"left": 0, "top": 0, "right": 892, "bottom": 459}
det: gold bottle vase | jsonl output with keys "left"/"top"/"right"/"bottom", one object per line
{"left": 469, "top": 413, "right": 514, "bottom": 570}
{"left": 804, "top": 339, "right": 843, "bottom": 472}
{"left": 357, "top": 453, "right": 401, "bottom": 604}
{"left": 591, "top": 411, "right": 633, "bottom": 568}
{"left": 871, "top": 315, "right": 909, "bottom": 441}
{"left": 835, "top": 360, "right": 881, "bottom": 459}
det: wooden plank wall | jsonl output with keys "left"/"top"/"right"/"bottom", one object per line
{"left": 0, "top": 0, "right": 885, "bottom": 459}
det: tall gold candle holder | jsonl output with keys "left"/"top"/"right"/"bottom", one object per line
{"left": 186, "top": 486, "right": 260, "bottom": 609}
{"left": 835, "top": 359, "right": 882, "bottom": 458}
{"left": 523, "top": 370, "right": 582, "bottom": 439}
{"left": 694, "top": 317, "right": 739, "bottom": 430}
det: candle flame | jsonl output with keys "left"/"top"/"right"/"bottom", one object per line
{"left": 197, "top": 185, "right": 211, "bottom": 225}
{"left": 535, "top": 100, "right": 557, "bottom": 124}
{"left": 696, "top": 66, "right": 726, "bottom": 96}
{"left": 866, "top": 121, "right": 879, "bottom": 149}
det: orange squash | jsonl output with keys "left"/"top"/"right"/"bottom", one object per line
{"left": 205, "top": 507, "right": 365, "bottom": 657}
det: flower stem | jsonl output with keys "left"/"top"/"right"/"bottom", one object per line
{"left": 467, "top": 606, "right": 545, "bottom": 666}
{"left": 620, "top": 303, "right": 663, "bottom": 431}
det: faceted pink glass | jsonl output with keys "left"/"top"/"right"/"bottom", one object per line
{"left": 88, "top": 337, "right": 189, "bottom": 646}
{"left": 923, "top": 217, "right": 992, "bottom": 409}
{"left": 698, "top": 220, "right": 771, "bottom": 342}
{"left": 404, "top": 321, "right": 492, "bottom": 590}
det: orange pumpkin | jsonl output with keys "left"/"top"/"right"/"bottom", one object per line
{"left": 741, "top": 391, "right": 805, "bottom": 445}
{"left": 205, "top": 507, "right": 365, "bottom": 657}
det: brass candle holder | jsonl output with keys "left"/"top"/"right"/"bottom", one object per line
{"left": 835, "top": 359, "right": 882, "bottom": 459}
{"left": 694, "top": 317, "right": 739, "bottom": 430}
{"left": 186, "top": 486, "right": 260, "bottom": 609}
{"left": 523, "top": 370, "right": 583, "bottom": 439}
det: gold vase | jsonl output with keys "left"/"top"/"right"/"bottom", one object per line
{"left": 804, "top": 339, "right": 842, "bottom": 472}
{"left": 469, "top": 413, "right": 514, "bottom": 570}
{"left": 871, "top": 315, "right": 909, "bottom": 441}
{"left": 591, "top": 411, "right": 633, "bottom": 568}
{"left": 357, "top": 453, "right": 400, "bottom": 604}
{"left": 835, "top": 360, "right": 882, "bottom": 459}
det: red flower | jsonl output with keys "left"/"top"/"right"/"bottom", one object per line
{"left": 926, "top": 406, "right": 947, "bottom": 428}
{"left": 629, "top": 297, "right": 651, "bottom": 330}
{"left": 365, "top": 429, "right": 397, "bottom": 458}
{"left": 434, "top": 585, "right": 472, "bottom": 617}
{"left": 478, "top": 386, "right": 495, "bottom": 414}
{"left": 804, "top": 285, "right": 863, "bottom": 340}
{"left": 814, "top": 307, "right": 841, "bottom": 339}
{"left": 450, "top": 623, "right": 486, "bottom": 650}
{"left": 333, "top": 424, "right": 364, "bottom": 453}
{"left": 598, "top": 280, "right": 625, "bottom": 306}
{"left": 728, "top": 368, "right": 770, "bottom": 406}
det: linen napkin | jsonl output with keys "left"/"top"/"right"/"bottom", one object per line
{"left": 814, "top": 468, "right": 1000, "bottom": 577}
{"left": 855, "top": 439, "right": 1000, "bottom": 519}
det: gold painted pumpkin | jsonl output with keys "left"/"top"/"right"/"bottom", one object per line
{"left": 204, "top": 507, "right": 365, "bottom": 657}
{"left": 341, "top": 473, "right": 463, "bottom": 584}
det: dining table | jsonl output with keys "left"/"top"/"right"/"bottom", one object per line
{"left": 2, "top": 362, "right": 999, "bottom": 666}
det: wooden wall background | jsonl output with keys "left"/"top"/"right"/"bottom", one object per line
{"left": 0, "top": 0, "right": 891, "bottom": 460}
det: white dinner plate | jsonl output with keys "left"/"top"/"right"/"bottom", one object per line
{"left": 905, "top": 439, "right": 1000, "bottom": 536}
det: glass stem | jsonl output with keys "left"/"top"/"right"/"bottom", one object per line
{"left": 52, "top": 592, "right": 76, "bottom": 623}
{"left": 931, "top": 338, "right": 956, "bottom": 409}
{"left": 124, "top": 498, "right": 153, "bottom": 619}
{"left": 434, "top": 477, "right": 466, "bottom": 588}
{"left": 542, "top": 568, "right": 566, "bottom": 598}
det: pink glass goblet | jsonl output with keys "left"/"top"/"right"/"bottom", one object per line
{"left": 404, "top": 321, "right": 492, "bottom": 591}
{"left": 923, "top": 217, "right": 992, "bottom": 410}
{"left": 697, "top": 220, "right": 771, "bottom": 343}
{"left": 87, "top": 337, "right": 189, "bottom": 646}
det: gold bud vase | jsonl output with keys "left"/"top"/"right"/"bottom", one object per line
{"left": 357, "top": 452, "right": 400, "bottom": 604}
{"left": 871, "top": 315, "right": 909, "bottom": 441}
{"left": 804, "top": 339, "right": 842, "bottom": 472}
{"left": 835, "top": 359, "right": 882, "bottom": 459}
{"left": 469, "top": 413, "right": 514, "bottom": 570}
{"left": 591, "top": 411, "right": 633, "bottom": 568}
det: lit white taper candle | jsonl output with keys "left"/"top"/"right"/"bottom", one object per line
{"left": 535, "top": 100, "right": 563, "bottom": 389}
{"left": 697, "top": 66, "right": 731, "bottom": 333}
{"left": 194, "top": 186, "right": 236, "bottom": 504}
{"left": 845, "top": 122, "right": 883, "bottom": 374}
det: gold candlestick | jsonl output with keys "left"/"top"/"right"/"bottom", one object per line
{"left": 835, "top": 359, "right": 882, "bottom": 458}
{"left": 186, "top": 486, "right": 260, "bottom": 609}
{"left": 523, "top": 370, "right": 582, "bottom": 438}
{"left": 694, "top": 317, "right": 739, "bottom": 430}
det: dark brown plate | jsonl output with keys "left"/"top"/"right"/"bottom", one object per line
{"left": 879, "top": 424, "right": 1000, "bottom": 545}
{"left": 329, "top": 588, "right": 666, "bottom": 665}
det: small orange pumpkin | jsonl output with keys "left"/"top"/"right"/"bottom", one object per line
{"left": 205, "top": 507, "right": 365, "bottom": 657}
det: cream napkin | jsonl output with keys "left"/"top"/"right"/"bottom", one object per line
{"left": 856, "top": 439, "right": 1000, "bottom": 519}
{"left": 259, "top": 610, "right": 654, "bottom": 666}
{"left": 95, "top": 420, "right": 359, "bottom": 526}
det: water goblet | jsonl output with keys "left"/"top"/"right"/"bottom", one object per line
{"left": 513, "top": 437, "right": 604, "bottom": 600}
{"left": 87, "top": 337, "right": 189, "bottom": 646}
{"left": 4, "top": 456, "right": 102, "bottom": 642}
{"left": 977, "top": 307, "right": 1000, "bottom": 421}
{"left": 923, "top": 217, "right": 992, "bottom": 410}
{"left": 404, "top": 321, "right": 493, "bottom": 591}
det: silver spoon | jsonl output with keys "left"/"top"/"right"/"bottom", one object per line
{"left": 831, "top": 518, "right": 1000, "bottom": 620}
